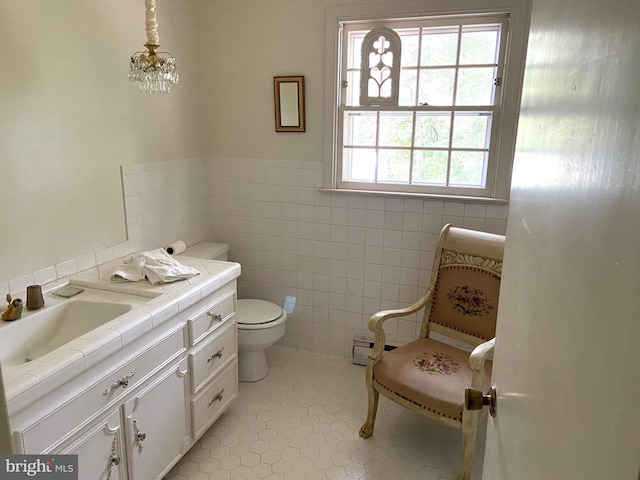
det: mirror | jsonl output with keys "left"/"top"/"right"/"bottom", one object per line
{"left": 274, "top": 76, "right": 305, "bottom": 132}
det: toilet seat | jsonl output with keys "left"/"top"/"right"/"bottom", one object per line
{"left": 236, "top": 299, "right": 285, "bottom": 329}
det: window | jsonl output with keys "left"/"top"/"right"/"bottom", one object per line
{"left": 324, "top": 2, "right": 529, "bottom": 200}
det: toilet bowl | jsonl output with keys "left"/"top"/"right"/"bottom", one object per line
{"left": 177, "top": 242, "right": 286, "bottom": 382}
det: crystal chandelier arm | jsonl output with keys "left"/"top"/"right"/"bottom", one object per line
{"left": 145, "top": 0, "right": 160, "bottom": 46}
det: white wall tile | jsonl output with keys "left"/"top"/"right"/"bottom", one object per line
{"left": 366, "top": 210, "right": 385, "bottom": 229}
{"left": 0, "top": 156, "right": 507, "bottom": 363}
{"left": 56, "top": 259, "right": 77, "bottom": 278}
{"left": 33, "top": 266, "right": 57, "bottom": 286}
{"left": 366, "top": 197, "right": 385, "bottom": 211}
{"left": 385, "top": 198, "right": 405, "bottom": 212}
{"left": 9, "top": 274, "right": 34, "bottom": 295}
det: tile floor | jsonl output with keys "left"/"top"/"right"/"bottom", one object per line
{"left": 164, "top": 346, "right": 485, "bottom": 480}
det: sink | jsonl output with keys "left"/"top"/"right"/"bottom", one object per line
{"left": 0, "top": 299, "right": 133, "bottom": 366}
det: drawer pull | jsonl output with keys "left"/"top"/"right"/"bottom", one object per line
{"left": 103, "top": 372, "right": 135, "bottom": 395}
{"left": 207, "top": 388, "right": 225, "bottom": 407}
{"left": 133, "top": 420, "right": 147, "bottom": 453}
{"left": 206, "top": 348, "right": 225, "bottom": 363}
{"left": 107, "top": 436, "right": 120, "bottom": 480}
{"left": 207, "top": 312, "right": 223, "bottom": 323}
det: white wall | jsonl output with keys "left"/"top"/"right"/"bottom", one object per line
{"left": 2, "top": 0, "right": 515, "bottom": 359}
{"left": 0, "top": 0, "right": 207, "bottom": 286}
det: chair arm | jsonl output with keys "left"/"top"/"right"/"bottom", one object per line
{"left": 365, "top": 289, "right": 433, "bottom": 364}
{"left": 367, "top": 288, "right": 432, "bottom": 333}
{"left": 468, "top": 337, "right": 495, "bottom": 390}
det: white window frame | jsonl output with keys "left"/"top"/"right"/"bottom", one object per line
{"left": 323, "top": 0, "right": 531, "bottom": 201}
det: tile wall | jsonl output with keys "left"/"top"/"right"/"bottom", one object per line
{"left": 5, "top": 156, "right": 507, "bottom": 362}
{"left": 121, "top": 157, "right": 214, "bottom": 254}
{"left": 0, "top": 158, "right": 213, "bottom": 304}
{"left": 206, "top": 157, "right": 508, "bottom": 359}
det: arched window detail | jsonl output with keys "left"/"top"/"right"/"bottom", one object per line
{"left": 359, "top": 27, "right": 401, "bottom": 106}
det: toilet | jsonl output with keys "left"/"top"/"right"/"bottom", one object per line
{"left": 177, "top": 242, "right": 287, "bottom": 382}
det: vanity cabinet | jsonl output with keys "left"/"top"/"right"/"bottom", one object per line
{"left": 13, "top": 323, "right": 187, "bottom": 455}
{"left": 186, "top": 284, "right": 238, "bottom": 440}
{"left": 7, "top": 275, "right": 239, "bottom": 480}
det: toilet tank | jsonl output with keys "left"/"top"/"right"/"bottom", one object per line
{"left": 179, "top": 242, "right": 230, "bottom": 261}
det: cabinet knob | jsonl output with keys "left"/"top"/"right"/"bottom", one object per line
{"left": 207, "top": 312, "right": 223, "bottom": 322}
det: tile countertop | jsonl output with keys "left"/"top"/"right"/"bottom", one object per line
{"left": 1, "top": 256, "right": 240, "bottom": 415}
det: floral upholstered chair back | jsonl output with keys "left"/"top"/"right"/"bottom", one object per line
{"left": 422, "top": 226, "right": 503, "bottom": 346}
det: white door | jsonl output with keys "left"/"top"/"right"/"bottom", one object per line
{"left": 482, "top": 0, "right": 640, "bottom": 478}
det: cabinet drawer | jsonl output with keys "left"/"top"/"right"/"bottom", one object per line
{"left": 187, "top": 287, "right": 236, "bottom": 345}
{"left": 191, "top": 360, "right": 238, "bottom": 439}
{"left": 189, "top": 319, "right": 237, "bottom": 394}
{"left": 16, "top": 325, "right": 186, "bottom": 454}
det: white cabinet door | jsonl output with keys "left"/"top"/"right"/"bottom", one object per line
{"left": 60, "top": 409, "right": 125, "bottom": 480}
{"left": 124, "top": 359, "right": 189, "bottom": 480}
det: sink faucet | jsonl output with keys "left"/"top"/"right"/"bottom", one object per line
{"left": 1, "top": 294, "right": 23, "bottom": 321}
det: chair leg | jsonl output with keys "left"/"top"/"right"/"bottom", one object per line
{"left": 359, "top": 384, "right": 379, "bottom": 439}
{"left": 457, "top": 410, "right": 481, "bottom": 480}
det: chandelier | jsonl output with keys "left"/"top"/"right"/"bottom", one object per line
{"left": 128, "top": 0, "right": 178, "bottom": 94}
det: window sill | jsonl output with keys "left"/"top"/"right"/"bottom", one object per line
{"left": 318, "top": 188, "right": 509, "bottom": 205}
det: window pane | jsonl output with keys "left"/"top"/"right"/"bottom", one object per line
{"left": 419, "top": 69, "right": 455, "bottom": 105}
{"left": 344, "top": 148, "right": 376, "bottom": 181}
{"left": 420, "top": 31, "right": 458, "bottom": 66}
{"left": 346, "top": 70, "right": 361, "bottom": 106}
{"left": 449, "top": 151, "right": 486, "bottom": 186}
{"left": 398, "top": 69, "right": 417, "bottom": 105}
{"left": 456, "top": 67, "right": 495, "bottom": 105}
{"left": 452, "top": 113, "right": 490, "bottom": 149}
{"left": 412, "top": 150, "right": 448, "bottom": 184}
{"left": 349, "top": 36, "right": 364, "bottom": 68}
{"left": 378, "top": 149, "right": 411, "bottom": 182}
{"left": 344, "top": 111, "right": 377, "bottom": 145}
{"left": 379, "top": 113, "right": 413, "bottom": 147}
{"left": 459, "top": 30, "right": 499, "bottom": 65}
{"left": 400, "top": 30, "right": 420, "bottom": 67}
{"left": 414, "top": 113, "right": 451, "bottom": 148}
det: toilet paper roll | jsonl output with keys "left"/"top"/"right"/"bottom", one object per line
{"left": 165, "top": 240, "right": 186, "bottom": 255}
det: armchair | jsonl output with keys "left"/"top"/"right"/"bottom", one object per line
{"left": 359, "top": 224, "right": 504, "bottom": 480}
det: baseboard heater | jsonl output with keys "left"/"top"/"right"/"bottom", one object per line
{"left": 352, "top": 335, "right": 399, "bottom": 366}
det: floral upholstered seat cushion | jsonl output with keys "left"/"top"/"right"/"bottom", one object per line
{"left": 372, "top": 338, "right": 493, "bottom": 422}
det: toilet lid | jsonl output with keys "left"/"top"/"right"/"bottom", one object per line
{"left": 236, "top": 299, "right": 283, "bottom": 325}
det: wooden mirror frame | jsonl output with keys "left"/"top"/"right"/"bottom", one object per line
{"left": 274, "top": 76, "right": 305, "bottom": 132}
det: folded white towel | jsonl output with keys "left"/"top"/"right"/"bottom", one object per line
{"left": 110, "top": 256, "right": 146, "bottom": 282}
{"left": 138, "top": 248, "right": 201, "bottom": 285}
{"left": 110, "top": 248, "right": 200, "bottom": 285}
